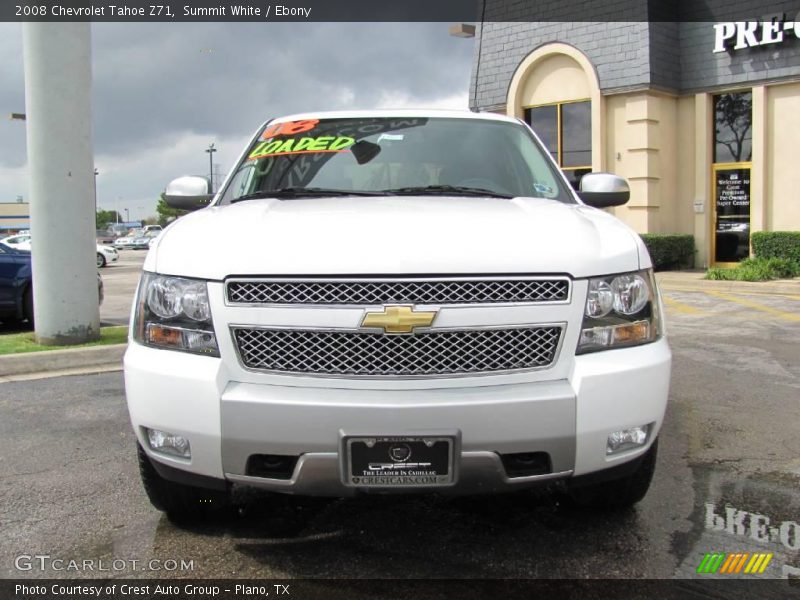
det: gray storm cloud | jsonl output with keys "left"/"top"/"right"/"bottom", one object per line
{"left": 0, "top": 21, "right": 473, "bottom": 213}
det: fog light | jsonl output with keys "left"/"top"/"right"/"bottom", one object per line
{"left": 606, "top": 425, "right": 650, "bottom": 455}
{"left": 146, "top": 428, "right": 191, "bottom": 458}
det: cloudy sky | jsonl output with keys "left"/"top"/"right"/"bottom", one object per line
{"left": 0, "top": 22, "right": 474, "bottom": 222}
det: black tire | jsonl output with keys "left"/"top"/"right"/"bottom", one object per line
{"left": 23, "top": 288, "right": 34, "bottom": 326}
{"left": 566, "top": 439, "right": 658, "bottom": 510}
{"left": 96, "top": 252, "right": 106, "bottom": 268}
{"left": 137, "top": 444, "right": 228, "bottom": 521}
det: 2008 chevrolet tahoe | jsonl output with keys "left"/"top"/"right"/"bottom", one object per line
{"left": 125, "top": 110, "right": 671, "bottom": 518}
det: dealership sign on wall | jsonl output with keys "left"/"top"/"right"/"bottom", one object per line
{"left": 714, "top": 14, "right": 800, "bottom": 53}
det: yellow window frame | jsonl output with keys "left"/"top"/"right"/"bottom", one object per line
{"left": 525, "top": 98, "right": 592, "bottom": 171}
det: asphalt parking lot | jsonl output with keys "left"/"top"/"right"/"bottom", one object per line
{"left": 1, "top": 256, "right": 798, "bottom": 582}
{"left": 99, "top": 250, "right": 147, "bottom": 325}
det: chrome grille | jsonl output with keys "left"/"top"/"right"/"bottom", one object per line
{"left": 226, "top": 277, "right": 569, "bottom": 305}
{"left": 232, "top": 326, "right": 563, "bottom": 377}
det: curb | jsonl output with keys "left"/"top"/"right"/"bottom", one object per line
{"left": 656, "top": 273, "right": 800, "bottom": 296}
{"left": 0, "top": 343, "right": 126, "bottom": 378}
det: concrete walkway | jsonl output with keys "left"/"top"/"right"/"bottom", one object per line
{"left": 655, "top": 270, "right": 800, "bottom": 296}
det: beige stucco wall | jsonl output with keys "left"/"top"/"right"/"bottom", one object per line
{"left": 767, "top": 82, "right": 800, "bottom": 231}
{"left": 520, "top": 54, "right": 591, "bottom": 105}
{"left": 507, "top": 43, "right": 604, "bottom": 173}
{"left": 0, "top": 202, "right": 31, "bottom": 231}
{"left": 506, "top": 47, "right": 800, "bottom": 268}
{"left": 600, "top": 91, "right": 686, "bottom": 237}
{"left": 675, "top": 97, "right": 697, "bottom": 239}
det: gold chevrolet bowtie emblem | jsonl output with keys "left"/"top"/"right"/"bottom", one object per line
{"left": 361, "top": 305, "right": 437, "bottom": 334}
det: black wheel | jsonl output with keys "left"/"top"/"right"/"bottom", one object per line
{"left": 566, "top": 439, "right": 658, "bottom": 510}
{"left": 96, "top": 252, "right": 106, "bottom": 268}
{"left": 23, "top": 288, "right": 34, "bottom": 326}
{"left": 137, "top": 444, "right": 228, "bottom": 521}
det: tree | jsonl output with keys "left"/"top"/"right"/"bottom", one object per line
{"left": 96, "top": 209, "right": 122, "bottom": 230}
{"left": 715, "top": 93, "right": 752, "bottom": 162}
{"left": 156, "top": 192, "right": 184, "bottom": 227}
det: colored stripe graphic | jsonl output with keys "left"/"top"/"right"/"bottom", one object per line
{"left": 697, "top": 553, "right": 726, "bottom": 574}
{"left": 758, "top": 554, "right": 773, "bottom": 573}
{"left": 698, "top": 553, "right": 773, "bottom": 575}
{"left": 721, "top": 553, "right": 743, "bottom": 573}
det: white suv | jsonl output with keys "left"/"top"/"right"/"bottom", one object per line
{"left": 125, "top": 111, "right": 671, "bottom": 518}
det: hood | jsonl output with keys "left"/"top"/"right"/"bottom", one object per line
{"left": 150, "top": 196, "right": 642, "bottom": 280}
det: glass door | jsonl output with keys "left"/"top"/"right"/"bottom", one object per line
{"left": 711, "top": 92, "right": 752, "bottom": 265}
{"left": 713, "top": 164, "right": 752, "bottom": 264}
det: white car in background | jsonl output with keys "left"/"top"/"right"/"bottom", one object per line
{"left": 1, "top": 234, "right": 31, "bottom": 251}
{"left": 97, "top": 243, "right": 119, "bottom": 268}
{"left": 114, "top": 230, "right": 143, "bottom": 250}
{"left": 2, "top": 233, "right": 117, "bottom": 267}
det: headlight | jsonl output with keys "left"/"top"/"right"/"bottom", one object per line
{"left": 577, "top": 269, "right": 662, "bottom": 354}
{"left": 132, "top": 272, "right": 219, "bottom": 356}
{"left": 611, "top": 273, "right": 649, "bottom": 315}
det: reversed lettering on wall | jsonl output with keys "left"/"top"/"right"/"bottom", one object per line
{"left": 713, "top": 14, "right": 800, "bottom": 53}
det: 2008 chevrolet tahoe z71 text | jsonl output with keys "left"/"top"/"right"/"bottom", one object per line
{"left": 125, "top": 110, "right": 671, "bottom": 518}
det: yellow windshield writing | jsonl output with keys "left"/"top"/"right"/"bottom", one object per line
{"left": 248, "top": 136, "right": 355, "bottom": 160}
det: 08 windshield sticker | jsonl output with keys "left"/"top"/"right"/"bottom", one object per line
{"left": 247, "top": 136, "right": 356, "bottom": 160}
{"left": 261, "top": 119, "right": 320, "bottom": 139}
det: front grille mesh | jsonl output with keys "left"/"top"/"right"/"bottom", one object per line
{"left": 227, "top": 278, "right": 569, "bottom": 305}
{"left": 233, "top": 326, "right": 562, "bottom": 377}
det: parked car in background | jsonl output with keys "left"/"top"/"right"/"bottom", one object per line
{"left": 2, "top": 234, "right": 117, "bottom": 268}
{"left": 1, "top": 234, "right": 31, "bottom": 252}
{"left": 114, "top": 230, "right": 144, "bottom": 250}
{"left": 97, "top": 230, "right": 116, "bottom": 245}
{"left": 97, "top": 244, "right": 119, "bottom": 267}
{"left": 143, "top": 225, "right": 163, "bottom": 234}
{"left": 130, "top": 231, "right": 159, "bottom": 250}
{"left": 107, "top": 224, "right": 131, "bottom": 238}
{"left": 0, "top": 242, "right": 33, "bottom": 322}
{"left": 0, "top": 242, "right": 103, "bottom": 325}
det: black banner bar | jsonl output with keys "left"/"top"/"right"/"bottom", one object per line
{"left": 2, "top": 579, "right": 800, "bottom": 600}
{"left": 2, "top": 0, "right": 800, "bottom": 23}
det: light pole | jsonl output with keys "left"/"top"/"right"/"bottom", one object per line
{"left": 205, "top": 142, "right": 216, "bottom": 192}
{"left": 23, "top": 22, "right": 99, "bottom": 344}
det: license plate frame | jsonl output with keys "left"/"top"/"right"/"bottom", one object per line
{"left": 344, "top": 435, "right": 456, "bottom": 487}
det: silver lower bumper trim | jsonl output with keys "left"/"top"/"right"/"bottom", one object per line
{"left": 225, "top": 451, "right": 573, "bottom": 497}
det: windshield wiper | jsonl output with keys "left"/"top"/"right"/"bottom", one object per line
{"left": 379, "top": 185, "right": 513, "bottom": 199}
{"left": 231, "top": 187, "right": 385, "bottom": 203}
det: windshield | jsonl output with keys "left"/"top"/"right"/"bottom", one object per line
{"left": 218, "top": 117, "right": 574, "bottom": 204}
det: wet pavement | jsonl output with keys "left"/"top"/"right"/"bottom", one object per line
{"left": 0, "top": 287, "right": 798, "bottom": 583}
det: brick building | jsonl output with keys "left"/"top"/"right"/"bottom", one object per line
{"left": 469, "top": 3, "right": 800, "bottom": 266}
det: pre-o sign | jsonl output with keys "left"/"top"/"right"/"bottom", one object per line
{"left": 714, "top": 15, "right": 800, "bottom": 53}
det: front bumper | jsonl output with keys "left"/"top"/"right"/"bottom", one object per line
{"left": 125, "top": 337, "right": 671, "bottom": 496}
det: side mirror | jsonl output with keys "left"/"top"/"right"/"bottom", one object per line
{"left": 577, "top": 173, "right": 630, "bottom": 208}
{"left": 165, "top": 176, "right": 213, "bottom": 211}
